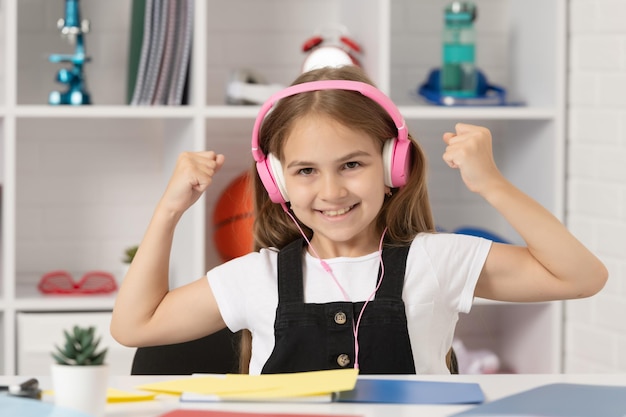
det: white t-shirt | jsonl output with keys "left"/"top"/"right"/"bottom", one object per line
{"left": 208, "top": 232, "right": 492, "bottom": 375}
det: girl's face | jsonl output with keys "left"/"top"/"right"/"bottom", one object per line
{"left": 282, "top": 114, "right": 387, "bottom": 258}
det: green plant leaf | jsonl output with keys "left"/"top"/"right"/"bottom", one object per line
{"left": 52, "top": 351, "right": 72, "bottom": 365}
{"left": 123, "top": 245, "right": 139, "bottom": 263}
{"left": 80, "top": 328, "right": 94, "bottom": 349}
{"left": 91, "top": 348, "right": 108, "bottom": 365}
{"left": 91, "top": 336, "right": 102, "bottom": 350}
{"left": 73, "top": 326, "right": 83, "bottom": 341}
{"left": 54, "top": 325, "right": 107, "bottom": 366}
{"left": 63, "top": 339, "right": 77, "bottom": 357}
{"left": 63, "top": 329, "right": 76, "bottom": 349}
{"left": 76, "top": 343, "right": 97, "bottom": 364}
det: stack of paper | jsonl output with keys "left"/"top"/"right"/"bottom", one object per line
{"left": 129, "top": 0, "right": 193, "bottom": 106}
{"left": 136, "top": 369, "right": 359, "bottom": 402}
{"left": 106, "top": 387, "right": 156, "bottom": 403}
{"left": 136, "top": 369, "right": 486, "bottom": 406}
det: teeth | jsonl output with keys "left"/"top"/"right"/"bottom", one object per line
{"left": 322, "top": 206, "right": 352, "bottom": 217}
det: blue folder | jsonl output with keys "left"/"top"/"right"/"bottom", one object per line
{"left": 0, "top": 394, "right": 92, "bottom": 417}
{"left": 451, "top": 383, "right": 626, "bottom": 416}
{"left": 335, "top": 378, "right": 485, "bottom": 404}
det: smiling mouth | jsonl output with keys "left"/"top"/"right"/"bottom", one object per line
{"left": 320, "top": 204, "right": 356, "bottom": 217}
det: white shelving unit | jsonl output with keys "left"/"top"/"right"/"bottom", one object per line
{"left": 0, "top": 0, "right": 565, "bottom": 375}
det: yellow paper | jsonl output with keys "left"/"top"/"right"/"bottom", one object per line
{"left": 107, "top": 387, "right": 156, "bottom": 403}
{"left": 45, "top": 388, "right": 157, "bottom": 403}
{"left": 218, "top": 369, "right": 359, "bottom": 399}
{"left": 135, "top": 375, "right": 240, "bottom": 395}
{"left": 136, "top": 368, "right": 359, "bottom": 399}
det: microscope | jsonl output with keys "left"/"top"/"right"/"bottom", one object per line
{"left": 48, "top": 0, "right": 92, "bottom": 105}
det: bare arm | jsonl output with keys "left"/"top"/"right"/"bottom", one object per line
{"left": 111, "top": 151, "right": 227, "bottom": 347}
{"left": 442, "top": 123, "right": 608, "bottom": 302}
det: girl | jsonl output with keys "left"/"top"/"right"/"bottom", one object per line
{"left": 111, "top": 66, "right": 607, "bottom": 375}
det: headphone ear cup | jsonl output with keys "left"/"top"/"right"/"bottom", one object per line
{"left": 382, "top": 138, "right": 411, "bottom": 188}
{"left": 256, "top": 153, "right": 289, "bottom": 204}
{"left": 382, "top": 139, "right": 395, "bottom": 188}
{"left": 268, "top": 153, "right": 289, "bottom": 202}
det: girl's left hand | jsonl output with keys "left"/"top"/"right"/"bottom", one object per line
{"left": 442, "top": 123, "right": 504, "bottom": 195}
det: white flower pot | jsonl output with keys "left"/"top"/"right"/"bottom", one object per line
{"left": 51, "top": 363, "right": 109, "bottom": 417}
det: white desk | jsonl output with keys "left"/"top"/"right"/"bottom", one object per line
{"left": 2, "top": 373, "right": 626, "bottom": 417}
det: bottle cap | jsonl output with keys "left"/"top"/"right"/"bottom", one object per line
{"left": 445, "top": 1, "right": 477, "bottom": 23}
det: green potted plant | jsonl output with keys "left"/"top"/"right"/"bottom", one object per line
{"left": 51, "top": 325, "right": 109, "bottom": 417}
{"left": 122, "top": 245, "right": 138, "bottom": 264}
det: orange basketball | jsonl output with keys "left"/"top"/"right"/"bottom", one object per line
{"left": 213, "top": 172, "right": 255, "bottom": 262}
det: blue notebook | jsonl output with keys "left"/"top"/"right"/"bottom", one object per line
{"left": 451, "top": 383, "right": 626, "bottom": 416}
{"left": 335, "top": 378, "right": 485, "bottom": 405}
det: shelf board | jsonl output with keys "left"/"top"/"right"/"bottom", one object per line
{"left": 8, "top": 105, "right": 262, "bottom": 119}
{"left": 398, "top": 106, "right": 557, "bottom": 120}
{"left": 10, "top": 105, "right": 262, "bottom": 119}
{"left": 12, "top": 105, "right": 198, "bottom": 119}
{"left": 14, "top": 295, "right": 116, "bottom": 311}
{"left": 3, "top": 105, "right": 557, "bottom": 121}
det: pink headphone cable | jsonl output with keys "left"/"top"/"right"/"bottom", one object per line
{"left": 285, "top": 209, "right": 387, "bottom": 370}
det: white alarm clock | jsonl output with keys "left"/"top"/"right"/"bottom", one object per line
{"left": 301, "top": 26, "right": 362, "bottom": 73}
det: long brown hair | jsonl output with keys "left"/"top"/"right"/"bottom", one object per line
{"left": 238, "top": 66, "right": 435, "bottom": 373}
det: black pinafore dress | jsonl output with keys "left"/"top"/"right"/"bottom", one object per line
{"left": 261, "top": 239, "right": 416, "bottom": 375}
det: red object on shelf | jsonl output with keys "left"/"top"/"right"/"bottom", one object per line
{"left": 37, "top": 270, "right": 118, "bottom": 294}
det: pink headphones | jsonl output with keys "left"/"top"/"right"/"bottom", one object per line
{"left": 251, "top": 80, "right": 411, "bottom": 205}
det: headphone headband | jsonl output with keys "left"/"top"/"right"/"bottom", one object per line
{"left": 251, "top": 79, "right": 411, "bottom": 205}
{"left": 251, "top": 80, "right": 407, "bottom": 163}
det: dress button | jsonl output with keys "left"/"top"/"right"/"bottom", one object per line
{"left": 337, "top": 354, "right": 351, "bottom": 367}
{"left": 334, "top": 311, "right": 347, "bottom": 325}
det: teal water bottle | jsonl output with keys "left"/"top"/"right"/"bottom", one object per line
{"left": 441, "top": 1, "right": 477, "bottom": 97}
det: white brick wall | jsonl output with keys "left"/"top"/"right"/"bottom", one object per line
{"left": 565, "top": 0, "right": 626, "bottom": 373}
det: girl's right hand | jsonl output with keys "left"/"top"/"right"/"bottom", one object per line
{"left": 159, "top": 151, "right": 225, "bottom": 215}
